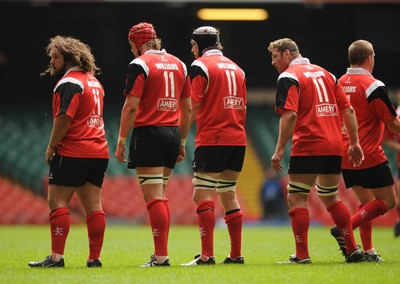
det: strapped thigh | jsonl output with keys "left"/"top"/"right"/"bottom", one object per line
{"left": 192, "top": 172, "right": 217, "bottom": 190}
{"left": 163, "top": 175, "right": 170, "bottom": 186}
{"left": 216, "top": 179, "right": 237, "bottom": 193}
{"left": 316, "top": 183, "right": 338, "bottom": 196}
{"left": 137, "top": 173, "right": 164, "bottom": 185}
{"left": 287, "top": 181, "right": 312, "bottom": 195}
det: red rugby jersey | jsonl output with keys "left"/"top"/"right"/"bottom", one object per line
{"left": 124, "top": 49, "right": 191, "bottom": 127}
{"left": 52, "top": 67, "right": 109, "bottom": 159}
{"left": 339, "top": 68, "right": 397, "bottom": 169}
{"left": 189, "top": 50, "right": 247, "bottom": 146}
{"left": 275, "top": 58, "right": 350, "bottom": 156}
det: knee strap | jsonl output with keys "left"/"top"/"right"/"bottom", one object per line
{"left": 192, "top": 173, "right": 218, "bottom": 190}
{"left": 163, "top": 176, "right": 170, "bottom": 186}
{"left": 137, "top": 174, "right": 164, "bottom": 185}
{"left": 216, "top": 179, "right": 237, "bottom": 193}
{"left": 287, "top": 181, "right": 312, "bottom": 195}
{"left": 316, "top": 183, "right": 338, "bottom": 196}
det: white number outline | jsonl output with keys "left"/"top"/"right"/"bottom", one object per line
{"left": 163, "top": 71, "right": 175, "bottom": 98}
{"left": 225, "top": 70, "right": 237, "bottom": 96}
{"left": 92, "top": 88, "right": 101, "bottom": 115}
{"left": 313, "top": 78, "right": 329, "bottom": 103}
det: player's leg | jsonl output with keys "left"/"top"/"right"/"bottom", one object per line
{"left": 217, "top": 169, "right": 244, "bottom": 264}
{"left": 163, "top": 167, "right": 172, "bottom": 239}
{"left": 350, "top": 162, "right": 395, "bottom": 230}
{"left": 284, "top": 173, "right": 315, "bottom": 262}
{"left": 28, "top": 184, "right": 75, "bottom": 268}
{"left": 350, "top": 186, "right": 383, "bottom": 261}
{"left": 181, "top": 146, "right": 225, "bottom": 266}
{"left": 29, "top": 154, "right": 82, "bottom": 268}
{"left": 48, "top": 184, "right": 75, "bottom": 261}
{"left": 75, "top": 158, "right": 108, "bottom": 267}
{"left": 76, "top": 184, "right": 105, "bottom": 267}
{"left": 317, "top": 174, "right": 361, "bottom": 261}
{"left": 130, "top": 126, "right": 179, "bottom": 267}
{"left": 191, "top": 172, "right": 218, "bottom": 264}
{"left": 137, "top": 166, "right": 170, "bottom": 266}
{"left": 395, "top": 174, "right": 400, "bottom": 237}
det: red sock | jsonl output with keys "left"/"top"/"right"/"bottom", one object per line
{"left": 163, "top": 199, "right": 170, "bottom": 239}
{"left": 197, "top": 200, "right": 216, "bottom": 258}
{"left": 327, "top": 201, "right": 358, "bottom": 253}
{"left": 147, "top": 199, "right": 169, "bottom": 256}
{"left": 224, "top": 210, "right": 243, "bottom": 259}
{"left": 353, "top": 204, "right": 372, "bottom": 251}
{"left": 49, "top": 208, "right": 70, "bottom": 255}
{"left": 396, "top": 206, "right": 400, "bottom": 220}
{"left": 86, "top": 210, "right": 106, "bottom": 260}
{"left": 288, "top": 208, "right": 309, "bottom": 259}
{"left": 352, "top": 199, "right": 388, "bottom": 229}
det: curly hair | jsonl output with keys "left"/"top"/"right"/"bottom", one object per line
{"left": 41, "top": 35, "right": 101, "bottom": 76}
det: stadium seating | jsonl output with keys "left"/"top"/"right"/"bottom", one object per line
{"left": 0, "top": 103, "right": 397, "bottom": 225}
{"left": 245, "top": 105, "right": 291, "bottom": 172}
{"left": 0, "top": 177, "right": 81, "bottom": 225}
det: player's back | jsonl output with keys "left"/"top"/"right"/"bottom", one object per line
{"left": 53, "top": 69, "right": 109, "bottom": 158}
{"left": 190, "top": 50, "right": 246, "bottom": 146}
{"left": 339, "top": 69, "right": 388, "bottom": 168}
{"left": 281, "top": 60, "right": 346, "bottom": 156}
{"left": 130, "top": 50, "right": 189, "bottom": 127}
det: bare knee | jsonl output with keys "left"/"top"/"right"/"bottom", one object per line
{"left": 287, "top": 193, "right": 308, "bottom": 209}
{"left": 385, "top": 197, "right": 396, "bottom": 211}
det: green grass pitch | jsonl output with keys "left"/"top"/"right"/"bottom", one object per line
{"left": 0, "top": 225, "right": 398, "bottom": 283}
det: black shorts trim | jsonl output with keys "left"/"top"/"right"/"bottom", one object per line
{"left": 48, "top": 154, "right": 108, "bottom": 187}
{"left": 288, "top": 155, "right": 342, "bottom": 174}
{"left": 128, "top": 126, "right": 180, "bottom": 169}
{"left": 342, "top": 161, "right": 394, "bottom": 189}
{"left": 193, "top": 146, "right": 245, "bottom": 173}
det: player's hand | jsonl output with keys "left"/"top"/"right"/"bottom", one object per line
{"left": 176, "top": 145, "right": 186, "bottom": 163}
{"left": 45, "top": 146, "right": 56, "bottom": 165}
{"left": 271, "top": 148, "right": 285, "bottom": 172}
{"left": 348, "top": 144, "right": 364, "bottom": 167}
{"left": 115, "top": 144, "right": 127, "bottom": 162}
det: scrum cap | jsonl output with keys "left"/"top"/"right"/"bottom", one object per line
{"left": 128, "top": 22, "right": 157, "bottom": 50}
{"left": 191, "top": 26, "right": 220, "bottom": 54}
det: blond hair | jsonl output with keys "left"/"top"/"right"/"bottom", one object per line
{"left": 268, "top": 38, "right": 300, "bottom": 56}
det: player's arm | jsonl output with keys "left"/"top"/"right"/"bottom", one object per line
{"left": 342, "top": 106, "right": 364, "bottom": 167}
{"left": 271, "top": 109, "right": 296, "bottom": 172}
{"left": 46, "top": 82, "right": 80, "bottom": 165}
{"left": 188, "top": 64, "right": 207, "bottom": 127}
{"left": 177, "top": 79, "right": 192, "bottom": 163}
{"left": 368, "top": 83, "right": 400, "bottom": 134}
{"left": 115, "top": 62, "right": 146, "bottom": 162}
{"left": 115, "top": 95, "right": 140, "bottom": 162}
{"left": 46, "top": 113, "right": 72, "bottom": 165}
{"left": 385, "top": 117, "right": 400, "bottom": 135}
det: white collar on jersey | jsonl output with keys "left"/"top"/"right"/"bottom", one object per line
{"left": 64, "top": 66, "right": 83, "bottom": 76}
{"left": 143, "top": 49, "right": 167, "bottom": 55}
{"left": 290, "top": 57, "right": 310, "bottom": 66}
{"left": 346, "top": 68, "right": 373, "bottom": 77}
{"left": 203, "top": 49, "right": 223, "bottom": 56}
